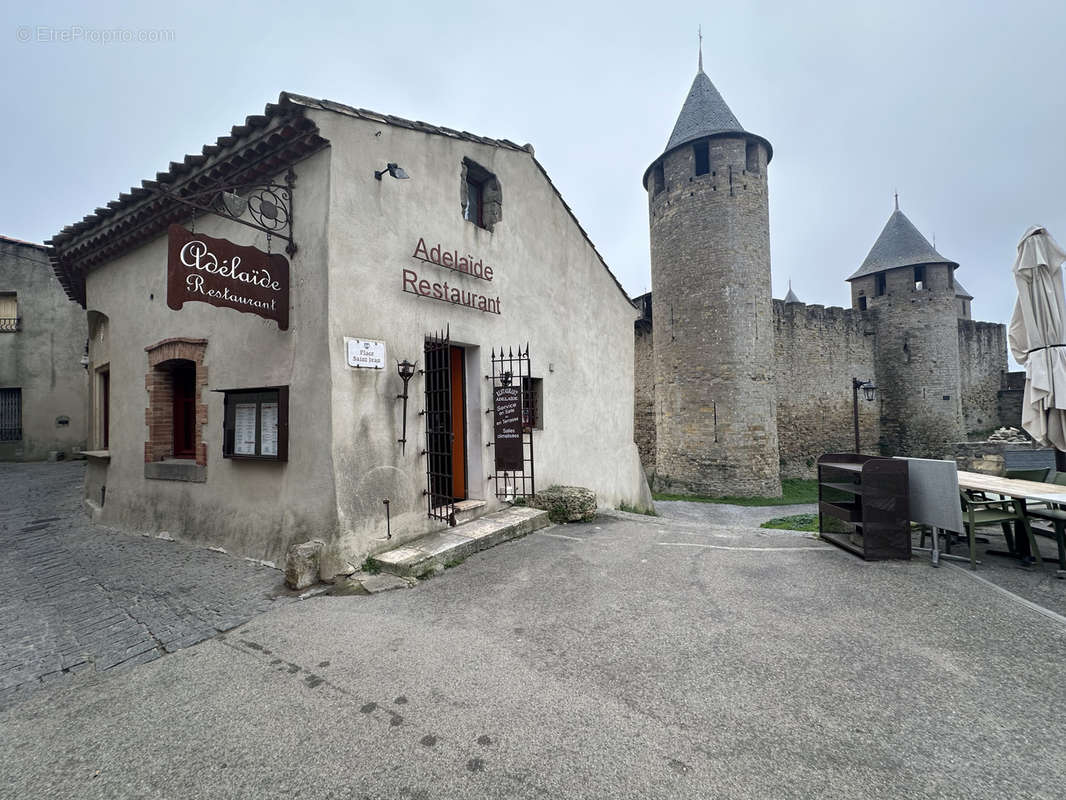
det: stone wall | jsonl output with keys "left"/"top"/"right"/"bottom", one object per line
{"left": 958, "top": 319, "right": 1007, "bottom": 436}
{"left": 998, "top": 370, "right": 1025, "bottom": 428}
{"left": 773, "top": 300, "right": 880, "bottom": 477}
{"left": 633, "top": 304, "right": 655, "bottom": 472}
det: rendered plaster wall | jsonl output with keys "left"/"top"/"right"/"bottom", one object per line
{"left": 772, "top": 300, "right": 880, "bottom": 477}
{"left": 0, "top": 239, "right": 87, "bottom": 460}
{"left": 81, "top": 147, "right": 337, "bottom": 565}
{"left": 313, "top": 108, "right": 651, "bottom": 570}
{"left": 957, "top": 319, "right": 1007, "bottom": 436}
{"left": 647, "top": 136, "right": 779, "bottom": 497}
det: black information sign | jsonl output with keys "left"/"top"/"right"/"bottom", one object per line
{"left": 493, "top": 385, "right": 523, "bottom": 471}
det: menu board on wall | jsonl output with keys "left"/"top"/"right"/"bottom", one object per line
{"left": 234, "top": 403, "right": 257, "bottom": 455}
{"left": 493, "top": 385, "right": 523, "bottom": 471}
{"left": 260, "top": 402, "right": 279, "bottom": 457}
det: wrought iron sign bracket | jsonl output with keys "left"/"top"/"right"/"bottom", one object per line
{"left": 159, "top": 168, "right": 298, "bottom": 255}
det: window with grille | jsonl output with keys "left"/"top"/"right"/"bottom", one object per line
{"left": 0, "top": 388, "right": 21, "bottom": 441}
{"left": 0, "top": 293, "right": 17, "bottom": 332}
{"left": 522, "top": 376, "right": 543, "bottom": 431}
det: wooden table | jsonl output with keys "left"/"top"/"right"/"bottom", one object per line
{"left": 956, "top": 471, "right": 1065, "bottom": 565}
{"left": 956, "top": 471, "right": 1066, "bottom": 506}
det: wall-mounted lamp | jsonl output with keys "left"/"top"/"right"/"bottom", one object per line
{"left": 851, "top": 378, "right": 877, "bottom": 453}
{"left": 375, "top": 163, "right": 410, "bottom": 181}
{"left": 396, "top": 359, "right": 417, "bottom": 454}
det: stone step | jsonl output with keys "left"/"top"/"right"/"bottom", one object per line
{"left": 370, "top": 506, "right": 550, "bottom": 578}
{"left": 453, "top": 498, "right": 487, "bottom": 526}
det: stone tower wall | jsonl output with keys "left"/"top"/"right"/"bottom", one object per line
{"left": 958, "top": 319, "right": 1007, "bottom": 436}
{"left": 647, "top": 136, "right": 780, "bottom": 496}
{"left": 772, "top": 300, "right": 879, "bottom": 477}
{"left": 863, "top": 264, "right": 965, "bottom": 457}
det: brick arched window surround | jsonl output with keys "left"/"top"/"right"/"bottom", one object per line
{"left": 145, "top": 338, "right": 207, "bottom": 466}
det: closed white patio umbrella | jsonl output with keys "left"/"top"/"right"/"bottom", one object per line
{"left": 1008, "top": 226, "right": 1066, "bottom": 449}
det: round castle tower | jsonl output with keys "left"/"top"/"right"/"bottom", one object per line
{"left": 644, "top": 60, "right": 780, "bottom": 496}
{"left": 847, "top": 200, "right": 965, "bottom": 457}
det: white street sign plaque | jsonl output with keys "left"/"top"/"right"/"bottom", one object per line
{"left": 345, "top": 337, "right": 386, "bottom": 369}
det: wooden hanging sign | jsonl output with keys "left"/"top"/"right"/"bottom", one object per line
{"left": 166, "top": 225, "right": 290, "bottom": 330}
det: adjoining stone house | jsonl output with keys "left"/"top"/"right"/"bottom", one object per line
{"left": 49, "top": 92, "right": 652, "bottom": 575}
{"left": 634, "top": 63, "right": 1010, "bottom": 489}
{"left": 0, "top": 234, "right": 87, "bottom": 460}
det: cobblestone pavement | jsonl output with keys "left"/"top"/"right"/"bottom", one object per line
{"left": 0, "top": 460, "right": 296, "bottom": 710}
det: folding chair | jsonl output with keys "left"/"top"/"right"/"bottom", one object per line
{"left": 957, "top": 490, "right": 1043, "bottom": 571}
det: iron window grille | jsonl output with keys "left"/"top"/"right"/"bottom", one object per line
{"left": 0, "top": 388, "right": 22, "bottom": 441}
{"left": 490, "top": 345, "right": 535, "bottom": 502}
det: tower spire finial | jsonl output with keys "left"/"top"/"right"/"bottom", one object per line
{"left": 894, "top": 190, "right": 899, "bottom": 212}
{"left": 698, "top": 25, "right": 703, "bottom": 72}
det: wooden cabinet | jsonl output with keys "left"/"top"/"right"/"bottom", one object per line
{"left": 817, "top": 453, "right": 910, "bottom": 560}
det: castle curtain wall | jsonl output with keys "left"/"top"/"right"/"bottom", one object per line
{"left": 958, "top": 319, "right": 1007, "bottom": 436}
{"left": 773, "top": 300, "right": 879, "bottom": 477}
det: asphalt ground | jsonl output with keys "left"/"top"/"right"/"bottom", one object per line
{"left": 3, "top": 502, "right": 1066, "bottom": 799}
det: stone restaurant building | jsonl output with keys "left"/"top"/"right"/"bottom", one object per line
{"left": 49, "top": 92, "right": 651, "bottom": 577}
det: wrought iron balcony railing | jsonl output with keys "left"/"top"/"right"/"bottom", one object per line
{"left": 0, "top": 317, "right": 20, "bottom": 332}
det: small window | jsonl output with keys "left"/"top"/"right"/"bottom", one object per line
{"left": 858, "top": 296, "right": 868, "bottom": 311}
{"left": 96, "top": 367, "right": 110, "bottom": 449}
{"left": 0, "top": 387, "right": 21, "bottom": 441}
{"left": 0, "top": 293, "right": 17, "bottom": 332}
{"left": 745, "top": 141, "right": 759, "bottom": 173}
{"left": 875, "top": 273, "right": 886, "bottom": 297}
{"left": 461, "top": 158, "right": 502, "bottom": 231}
{"left": 914, "top": 265, "right": 926, "bottom": 291}
{"left": 222, "top": 386, "right": 289, "bottom": 461}
{"left": 652, "top": 163, "right": 665, "bottom": 196}
{"left": 948, "top": 270, "right": 955, "bottom": 290}
{"left": 464, "top": 176, "right": 484, "bottom": 227}
{"left": 172, "top": 364, "right": 197, "bottom": 458}
{"left": 694, "top": 142, "right": 710, "bottom": 176}
{"left": 522, "top": 377, "right": 543, "bottom": 431}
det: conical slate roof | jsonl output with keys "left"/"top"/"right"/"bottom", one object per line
{"left": 643, "top": 67, "right": 772, "bottom": 188}
{"left": 955, "top": 280, "right": 973, "bottom": 300}
{"left": 783, "top": 283, "right": 802, "bottom": 303}
{"left": 847, "top": 208, "right": 958, "bottom": 281}
{"left": 665, "top": 70, "right": 746, "bottom": 151}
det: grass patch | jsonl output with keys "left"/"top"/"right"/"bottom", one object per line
{"left": 760, "top": 513, "right": 819, "bottom": 532}
{"left": 443, "top": 557, "right": 466, "bottom": 569}
{"left": 617, "top": 502, "right": 658, "bottom": 516}
{"left": 360, "top": 556, "right": 381, "bottom": 575}
{"left": 653, "top": 478, "right": 818, "bottom": 507}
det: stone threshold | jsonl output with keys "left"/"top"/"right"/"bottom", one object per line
{"left": 370, "top": 506, "right": 550, "bottom": 578}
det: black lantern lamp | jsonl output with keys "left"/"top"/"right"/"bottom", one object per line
{"left": 375, "top": 162, "right": 410, "bottom": 181}
{"left": 852, "top": 378, "right": 877, "bottom": 453}
{"left": 397, "top": 359, "right": 417, "bottom": 454}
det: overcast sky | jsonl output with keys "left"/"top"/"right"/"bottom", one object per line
{"left": 4, "top": 0, "right": 1065, "bottom": 335}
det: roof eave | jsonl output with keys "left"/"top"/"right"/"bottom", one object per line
{"left": 845, "top": 260, "right": 960, "bottom": 282}
{"left": 642, "top": 130, "right": 773, "bottom": 190}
